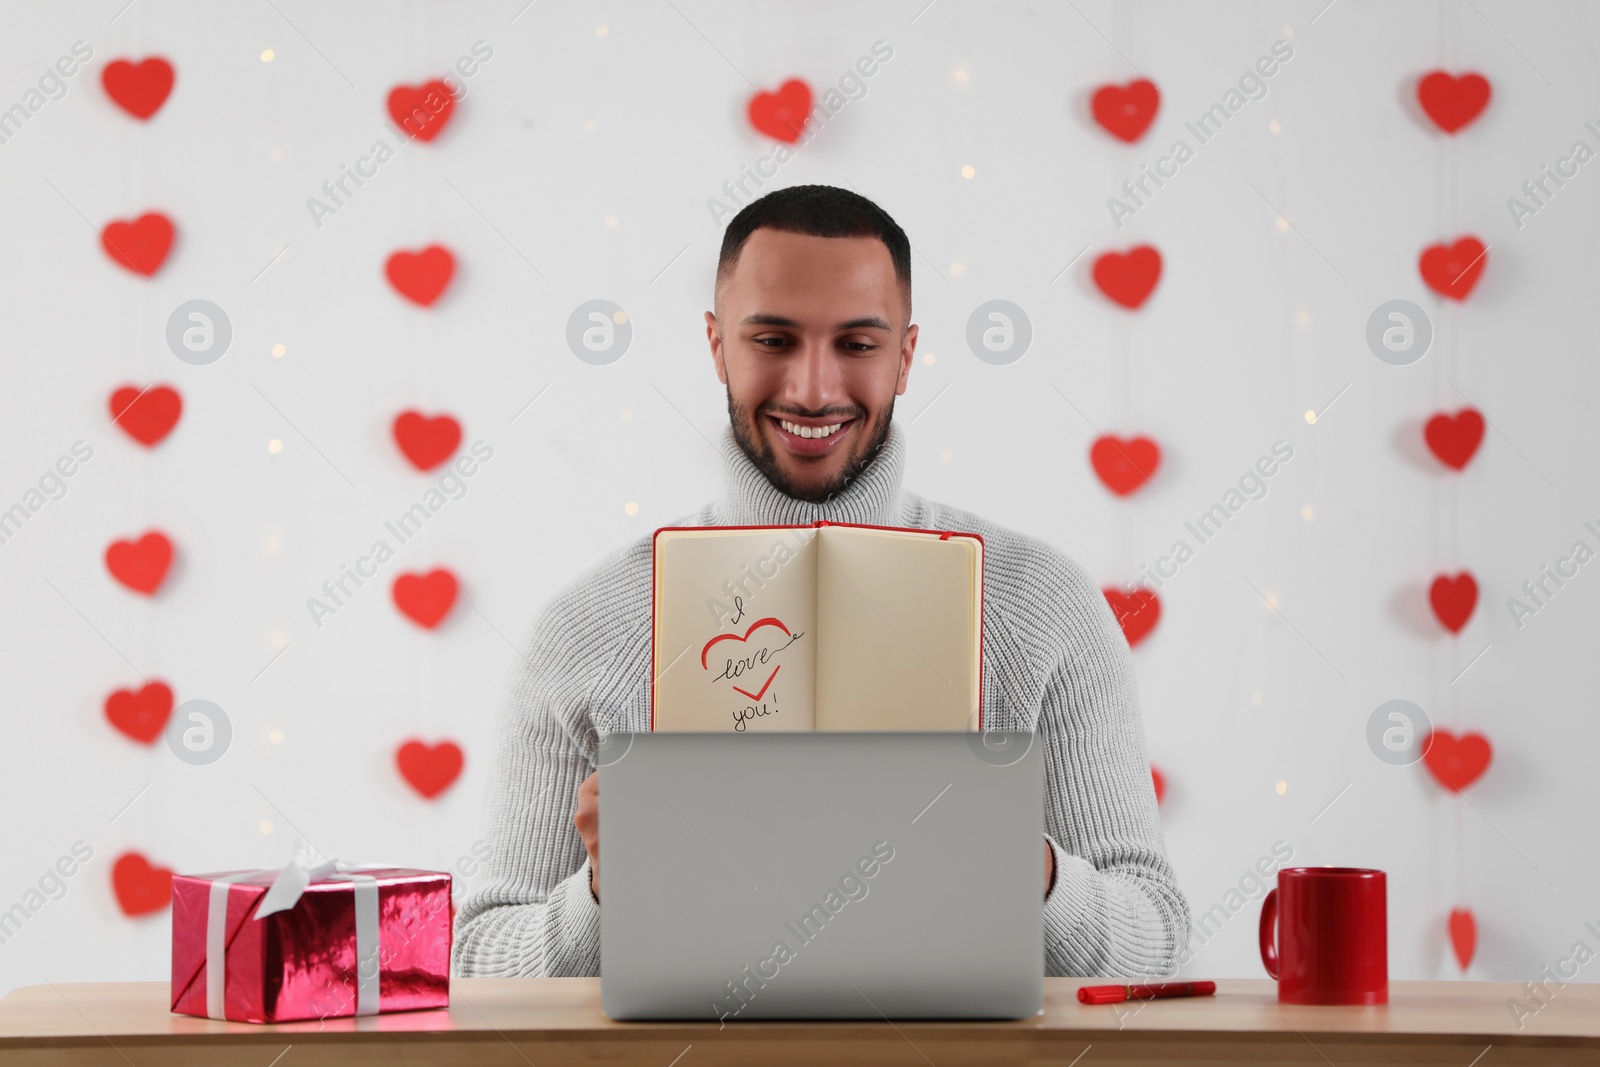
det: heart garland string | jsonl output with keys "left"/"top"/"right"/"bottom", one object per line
{"left": 1415, "top": 42, "right": 1493, "bottom": 972}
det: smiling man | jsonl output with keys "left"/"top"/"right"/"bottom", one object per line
{"left": 452, "top": 185, "right": 1189, "bottom": 979}
{"left": 709, "top": 207, "right": 909, "bottom": 501}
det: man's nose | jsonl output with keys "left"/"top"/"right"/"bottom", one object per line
{"left": 784, "top": 338, "right": 848, "bottom": 409}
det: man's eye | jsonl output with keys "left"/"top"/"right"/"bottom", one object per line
{"left": 753, "top": 336, "right": 791, "bottom": 348}
{"left": 840, "top": 341, "right": 876, "bottom": 352}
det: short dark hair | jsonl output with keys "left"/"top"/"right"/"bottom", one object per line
{"left": 715, "top": 185, "right": 912, "bottom": 319}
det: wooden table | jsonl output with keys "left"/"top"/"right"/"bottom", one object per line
{"left": 2, "top": 978, "right": 1597, "bottom": 1066}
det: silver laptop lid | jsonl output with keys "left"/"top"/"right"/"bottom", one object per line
{"left": 599, "top": 731, "right": 1043, "bottom": 1020}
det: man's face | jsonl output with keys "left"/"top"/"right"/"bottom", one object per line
{"left": 706, "top": 229, "right": 916, "bottom": 504}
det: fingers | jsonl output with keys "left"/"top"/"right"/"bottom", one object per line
{"left": 574, "top": 771, "right": 601, "bottom": 902}
{"left": 573, "top": 771, "right": 600, "bottom": 851}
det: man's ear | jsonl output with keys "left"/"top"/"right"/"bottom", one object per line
{"left": 894, "top": 323, "right": 918, "bottom": 396}
{"left": 706, "top": 310, "right": 728, "bottom": 385}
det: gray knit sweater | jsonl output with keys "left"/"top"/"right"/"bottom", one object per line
{"left": 452, "top": 419, "right": 1189, "bottom": 979}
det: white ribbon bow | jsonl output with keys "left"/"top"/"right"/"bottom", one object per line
{"left": 204, "top": 843, "right": 396, "bottom": 1021}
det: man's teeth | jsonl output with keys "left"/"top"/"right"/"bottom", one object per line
{"left": 780, "top": 419, "right": 844, "bottom": 439}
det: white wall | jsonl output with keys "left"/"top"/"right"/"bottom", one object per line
{"left": 1, "top": 0, "right": 1596, "bottom": 997}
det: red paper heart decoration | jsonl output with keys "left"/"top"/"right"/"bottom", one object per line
{"left": 109, "top": 385, "right": 182, "bottom": 447}
{"left": 392, "top": 410, "right": 462, "bottom": 470}
{"left": 1091, "top": 79, "right": 1160, "bottom": 142}
{"left": 1449, "top": 907, "right": 1477, "bottom": 971}
{"left": 102, "top": 57, "right": 175, "bottom": 119}
{"left": 1418, "top": 71, "right": 1490, "bottom": 134}
{"left": 393, "top": 569, "right": 459, "bottom": 629}
{"left": 385, "top": 245, "right": 455, "bottom": 307}
{"left": 397, "top": 739, "right": 464, "bottom": 798}
{"left": 1429, "top": 571, "right": 1478, "bottom": 633}
{"left": 1104, "top": 587, "right": 1161, "bottom": 647}
{"left": 105, "top": 531, "right": 174, "bottom": 596}
{"left": 388, "top": 80, "right": 456, "bottom": 142}
{"left": 747, "top": 79, "right": 813, "bottom": 143}
{"left": 1151, "top": 765, "right": 1166, "bottom": 806}
{"left": 1093, "top": 246, "right": 1162, "bottom": 309}
{"left": 105, "top": 681, "right": 173, "bottom": 744}
{"left": 1424, "top": 408, "right": 1485, "bottom": 471}
{"left": 1422, "top": 729, "right": 1492, "bottom": 792}
{"left": 112, "top": 852, "right": 173, "bottom": 917}
{"left": 101, "top": 212, "right": 175, "bottom": 277}
{"left": 1090, "top": 435, "right": 1161, "bottom": 496}
{"left": 1419, "top": 237, "right": 1487, "bottom": 301}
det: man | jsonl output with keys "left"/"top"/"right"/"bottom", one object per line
{"left": 452, "top": 184, "right": 1188, "bottom": 978}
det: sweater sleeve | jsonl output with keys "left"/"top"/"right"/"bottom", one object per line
{"left": 1034, "top": 559, "right": 1189, "bottom": 978}
{"left": 451, "top": 594, "right": 604, "bottom": 978}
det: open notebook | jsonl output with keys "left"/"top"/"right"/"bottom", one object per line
{"left": 650, "top": 520, "right": 983, "bottom": 732}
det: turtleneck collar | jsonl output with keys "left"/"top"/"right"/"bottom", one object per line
{"left": 710, "top": 418, "right": 911, "bottom": 528}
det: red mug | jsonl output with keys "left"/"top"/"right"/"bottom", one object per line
{"left": 1259, "top": 867, "right": 1387, "bottom": 1005}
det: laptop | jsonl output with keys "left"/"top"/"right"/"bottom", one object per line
{"left": 598, "top": 731, "right": 1043, "bottom": 1021}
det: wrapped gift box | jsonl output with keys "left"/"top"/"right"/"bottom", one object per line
{"left": 170, "top": 864, "right": 452, "bottom": 1023}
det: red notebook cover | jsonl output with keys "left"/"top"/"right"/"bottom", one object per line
{"left": 649, "top": 519, "right": 985, "bottom": 731}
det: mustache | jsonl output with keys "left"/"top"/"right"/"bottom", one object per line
{"left": 763, "top": 408, "right": 862, "bottom": 420}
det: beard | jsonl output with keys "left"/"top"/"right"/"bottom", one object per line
{"left": 726, "top": 391, "right": 894, "bottom": 505}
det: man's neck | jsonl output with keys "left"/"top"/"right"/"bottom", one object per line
{"left": 711, "top": 419, "right": 910, "bottom": 527}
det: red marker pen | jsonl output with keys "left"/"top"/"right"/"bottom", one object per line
{"left": 1077, "top": 980, "right": 1217, "bottom": 1005}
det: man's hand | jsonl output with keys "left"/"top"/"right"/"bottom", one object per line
{"left": 575, "top": 771, "right": 600, "bottom": 902}
{"left": 1044, "top": 839, "right": 1056, "bottom": 901}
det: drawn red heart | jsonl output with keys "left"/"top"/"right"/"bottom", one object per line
{"left": 747, "top": 79, "right": 813, "bottom": 143}
{"left": 1430, "top": 571, "right": 1478, "bottom": 633}
{"left": 102, "top": 57, "right": 175, "bottom": 119}
{"left": 1449, "top": 907, "right": 1477, "bottom": 971}
{"left": 392, "top": 410, "right": 462, "bottom": 470}
{"left": 393, "top": 569, "right": 459, "bottom": 629}
{"left": 1091, "top": 79, "right": 1160, "bottom": 142}
{"left": 1418, "top": 71, "right": 1490, "bottom": 134}
{"left": 387, "top": 80, "right": 456, "bottom": 142}
{"left": 700, "top": 617, "right": 795, "bottom": 703}
{"left": 1104, "top": 587, "right": 1160, "bottom": 647}
{"left": 1151, "top": 765, "right": 1166, "bottom": 806}
{"left": 397, "top": 739, "right": 464, "bottom": 798}
{"left": 105, "top": 531, "right": 174, "bottom": 596}
{"left": 385, "top": 245, "right": 455, "bottom": 307}
{"left": 1425, "top": 409, "right": 1485, "bottom": 471}
{"left": 101, "top": 212, "right": 175, "bottom": 277}
{"left": 109, "top": 385, "right": 182, "bottom": 447}
{"left": 1093, "top": 246, "right": 1162, "bottom": 309}
{"left": 1419, "top": 237, "right": 1486, "bottom": 301}
{"left": 112, "top": 852, "right": 173, "bottom": 917}
{"left": 1090, "top": 435, "right": 1161, "bottom": 496}
{"left": 105, "top": 681, "right": 173, "bottom": 744}
{"left": 1422, "top": 729, "right": 1491, "bottom": 792}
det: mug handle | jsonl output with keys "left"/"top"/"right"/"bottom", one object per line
{"left": 1259, "top": 887, "right": 1279, "bottom": 980}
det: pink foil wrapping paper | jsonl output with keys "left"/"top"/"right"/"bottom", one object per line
{"left": 170, "top": 866, "right": 452, "bottom": 1023}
